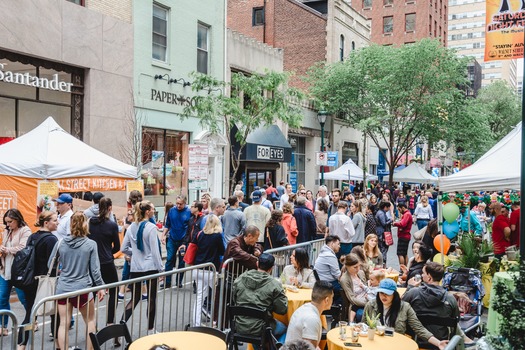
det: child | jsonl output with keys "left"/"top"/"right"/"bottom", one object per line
{"left": 367, "top": 270, "right": 386, "bottom": 301}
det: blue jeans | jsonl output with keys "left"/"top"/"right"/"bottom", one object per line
{"left": 165, "top": 239, "right": 185, "bottom": 285}
{"left": 416, "top": 219, "right": 429, "bottom": 230}
{"left": 0, "top": 275, "right": 26, "bottom": 327}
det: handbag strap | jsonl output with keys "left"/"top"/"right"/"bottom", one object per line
{"left": 266, "top": 227, "right": 273, "bottom": 249}
{"left": 46, "top": 239, "right": 63, "bottom": 277}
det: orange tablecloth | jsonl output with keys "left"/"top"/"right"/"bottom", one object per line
{"left": 386, "top": 273, "right": 399, "bottom": 282}
{"left": 326, "top": 326, "right": 418, "bottom": 350}
{"left": 274, "top": 288, "right": 328, "bottom": 329}
{"left": 129, "top": 331, "right": 226, "bottom": 350}
{"left": 397, "top": 287, "right": 406, "bottom": 297}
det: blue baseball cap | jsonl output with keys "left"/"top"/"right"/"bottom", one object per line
{"left": 377, "top": 278, "right": 397, "bottom": 295}
{"left": 53, "top": 193, "right": 73, "bottom": 204}
{"left": 252, "top": 190, "right": 262, "bottom": 203}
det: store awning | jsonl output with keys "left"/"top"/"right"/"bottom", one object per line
{"left": 242, "top": 125, "right": 292, "bottom": 163}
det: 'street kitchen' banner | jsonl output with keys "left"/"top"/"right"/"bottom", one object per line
{"left": 485, "top": 0, "right": 525, "bottom": 61}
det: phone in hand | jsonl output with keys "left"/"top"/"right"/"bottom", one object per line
{"left": 343, "top": 343, "right": 362, "bottom": 347}
{"left": 385, "top": 328, "right": 394, "bottom": 336}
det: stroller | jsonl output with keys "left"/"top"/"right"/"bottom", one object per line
{"left": 442, "top": 266, "right": 485, "bottom": 338}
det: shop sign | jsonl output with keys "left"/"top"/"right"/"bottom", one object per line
{"left": 151, "top": 89, "right": 196, "bottom": 107}
{"left": 56, "top": 178, "right": 127, "bottom": 192}
{"left": 289, "top": 172, "right": 297, "bottom": 193}
{"left": 189, "top": 179, "right": 208, "bottom": 190}
{"left": 256, "top": 146, "right": 284, "bottom": 161}
{"left": 0, "top": 63, "right": 73, "bottom": 93}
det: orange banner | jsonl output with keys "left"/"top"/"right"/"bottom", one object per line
{"left": 56, "top": 177, "right": 129, "bottom": 192}
{"left": 485, "top": 0, "right": 525, "bottom": 61}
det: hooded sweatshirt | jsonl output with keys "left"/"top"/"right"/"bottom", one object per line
{"left": 402, "top": 283, "right": 460, "bottom": 341}
{"left": 232, "top": 269, "right": 287, "bottom": 336}
{"left": 51, "top": 236, "right": 104, "bottom": 294}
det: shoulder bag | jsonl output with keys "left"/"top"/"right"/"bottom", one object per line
{"left": 384, "top": 231, "right": 394, "bottom": 246}
{"left": 183, "top": 230, "right": 202, "bottom": 265}
{"left": 34, "top": 239, "right": 61, "bottom": 316}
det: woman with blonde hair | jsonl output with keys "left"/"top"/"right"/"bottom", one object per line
{"left": 121, "top": 201, "right": 163, "bottom": 334}
{"left": 281, "top": 203, "right": 298, "bottom": 245}
{"left": 191, "top": 214, "right": 224, "bottom": 326}
{"left": 54, "top": 211, "right": 105, "bottom": 350}
{"left": 414, "top": 195, "right": 433, "bottom": 230}
{"left": 363, "top": 234, "right": 383, "bottom": 268}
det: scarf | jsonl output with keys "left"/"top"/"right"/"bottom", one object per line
{"left": 136, "top": 221, "right": 147, "bottom": 252}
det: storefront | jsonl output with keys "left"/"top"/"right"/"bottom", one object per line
{"left": 0, "top": 50, "right": 84, "bottom": 142}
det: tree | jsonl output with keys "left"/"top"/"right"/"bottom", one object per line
{"left": 307, "top": 39, "right": 470, "bottom": 183}
{"left": 183, "top": 70, "right": 304, "bottom": 193}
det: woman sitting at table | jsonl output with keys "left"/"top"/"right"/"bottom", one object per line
{"left": 364, "top": 279, "right": 447, "bottom": 350}
{"left": 400, "top": 242, "right": 432, "bottom": 288}
{"left": 281, "top": 247, "right": 316, "bottom": 288}
{"left": 340, "top": 253, "right": 368, "bottom": 322}
{"left": 363, "top": 234, "right": 383, "bottom": 268}
{"left": 350, "top": 245, "right": 370, "bottom": 281}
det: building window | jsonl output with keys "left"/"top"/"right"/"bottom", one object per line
{"left": 342, "top": 142, "right": 359, "bottom": 165}
{"left": 66, "top": 0, "right": 85, "bottom": 5}
{"left": 197, "top": 23, "right": 209, "bottom": 74}
{"left": 383, "top": 16, "right": 393, "bottom": 33}
{"left": 141, "top": 128, "right": 189, "bottom": 205}
{"left": 363, "top": 0, "right": 372, "bottom": 8}
{"left": 339, "top": 35, "right": 345, "bottom": 61}
{"left": 352, "top": 41, "right": 356, "bottom": 50}
{"left": 152, "top": 4, "right": 168, "bottom": 62}
{"left": 384, "top": 0, "right": 393, "bottom": 5}
{"left": 405, "top": 13, "right": 416, "bottom": 31}
{"left": 252, "top": 7, "right": 264, "bottom": 26}
{"left": 288, "top": 136, "right": 305, "bottom": 191}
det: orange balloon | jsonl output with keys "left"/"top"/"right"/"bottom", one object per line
{"left": 433, "top": 234, "right": 451, "bottom": 254}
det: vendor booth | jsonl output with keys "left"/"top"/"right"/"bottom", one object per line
{"left": 439, "top": 122, "right": 521, "bottom": 192}
{"left": 323, "top": 158, "right": 378, "bottom": 181}
{"left": 392, "top": 162, "right": 438, "bottom": 184}
{"left": 0, "top": 117, "right": 137, "bottom": 229}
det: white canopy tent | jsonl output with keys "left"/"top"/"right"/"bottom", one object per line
{"left": 393, "top": 162, "right": 438, "bottom": 184}
{"left": 0, "top": 116, "right": 137, "bottom": 178}
{"left": 439, "top": 122, "right": 521, "bottom": 192}
{"left": 322, "top": 158, "right": 378, "bottom": 181}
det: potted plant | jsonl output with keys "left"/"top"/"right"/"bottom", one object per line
{"left": 365, "top": 310, "right": 380, "bottom": 340}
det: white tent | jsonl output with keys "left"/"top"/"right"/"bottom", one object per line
{"left": 393, "top": 162, "right": 437, "bottom": 184}
{"left": 439, "top": 123, "right": 521, "bottom": 192}
{"left": 0, "top": 116, "right": 136, "bottom": 179}
{"left": 322, "top": 158, "right": 378, "bottom": 181}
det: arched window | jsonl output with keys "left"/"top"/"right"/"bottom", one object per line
{"left": 339, "top": 35, "right": 345, "bottom": 61}
{"left": 352, "top": 41, "right": 356, "bottom": 51}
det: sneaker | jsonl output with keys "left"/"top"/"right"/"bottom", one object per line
{"left": 118, "top": 293, "right": 125, "bottom": 300}
{"left": 141, "top": 294, "right": 148, "bottom": 301}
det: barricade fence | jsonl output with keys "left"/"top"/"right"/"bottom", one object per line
{"left": 216, "top": 238, "right": 325, "bottom": 329}
{"left": 0, "top": 238, "right": 325, "bottom": 349}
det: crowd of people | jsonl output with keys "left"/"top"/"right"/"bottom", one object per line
{"left": 0, "top": 179, "right": 517, "bottom": 350}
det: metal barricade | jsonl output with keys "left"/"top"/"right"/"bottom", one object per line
{"left": 0, "top": 310, "right": 17, "bottom": 350}
{"left": 217, "top": 238, "right": 324, "bottom": 329}
{"left": 25, "top": 263, "right": 216, "bottom": 350}
{"left": 444, "top": 335, "right": 464, "bottom": 350}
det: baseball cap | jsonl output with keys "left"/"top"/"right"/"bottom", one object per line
{"left": 53, "top": 193, "right": 73, "bottom": 204}
{"left": 252, "top": 190, "right": 262, "bottom": 203}
{"left": 377, "top": 278, "right": 397, "bottom": 296}
{"left": 93, "top": 192, "right": 105, "bottom": 201}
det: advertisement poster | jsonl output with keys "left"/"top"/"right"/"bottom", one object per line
{"left": 37, "top": 180, "right": 58, "bottom": 216}
{"left": 126, "top": 180, "right": 144, "bottom": 200}
{"left": 485, "top": 0, "right": 525, "bottom": 61}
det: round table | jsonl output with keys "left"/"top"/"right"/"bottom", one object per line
{"left": 129, "top": 331, "right": 226, "bottom": 350}
{"left": 326, "top": 326, "right": 418, "bottom": 350}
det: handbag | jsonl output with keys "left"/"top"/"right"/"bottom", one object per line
{"left": 384, "top": 231, "right": 394, "bottom": 246}
{"left": 183, "top": 231, "right": 202, "bottom": 265}
{"left": 34, "top": 240, "right": 61, "bottom": 316}
{"left": 413, "top": 226, "right": 427, "bottom": 241}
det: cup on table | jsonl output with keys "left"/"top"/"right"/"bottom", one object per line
{"left": 351, "top": 326, "right": 360, "bottom": 342}
{"left": 339, "top": 321, "right": 348, "bottom": 340}
{"left": 377, "top": 325, "right": 386, "bottom": 336}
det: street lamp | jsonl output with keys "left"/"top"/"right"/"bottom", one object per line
{"left": 317, "top": 111, "right": 329, "bottom": 185}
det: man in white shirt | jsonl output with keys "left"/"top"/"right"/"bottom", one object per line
{"left": 285, "top": 281, "right": 334, "bottom": 349}
{"left": 53, "top": 193, "right": 73, "bottom": 240}
{"left": 280, "top": 184, "right": 293, "bottom": 209}
{"left": 245, "top": 191, "right": 271, "bottom": 243}
{"left": 328, "top": 201, "right": 355, "bottom": 256}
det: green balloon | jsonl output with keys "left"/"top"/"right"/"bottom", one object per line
{"left": 443, "top": 203, "right": 459, "bottom": 223}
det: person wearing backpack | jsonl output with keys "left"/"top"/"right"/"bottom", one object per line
{"left": 17, "top": 211, "right": 58, "bottom": 349}
{"left": 0, "top": 209, "right": 31, "bottom": 336}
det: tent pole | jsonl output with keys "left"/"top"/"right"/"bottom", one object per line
{"left": 438, "top": 193, "right": 444, "bottom": 265}
{"left": 520, "top": 52, "right": 525, "bottom": 261}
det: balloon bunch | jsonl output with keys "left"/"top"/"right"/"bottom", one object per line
{"left": 442, "top": 203, "right": 460, "bottom": 239}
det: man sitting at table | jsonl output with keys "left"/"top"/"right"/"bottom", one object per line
{"left": 313, "top": 235, "right": 342, "bottom": 304}
{"left": 403, "top": 262, "right": 476, "bottom": 348}
{"left": 285, "top": 281, "right": 334, "bottom": 350}
{"left": 232, "top": 253, "right": 288, "bottom": 346}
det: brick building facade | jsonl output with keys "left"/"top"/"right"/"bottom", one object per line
{"left": 351, "top": 0, "right": 447, "bottom": 46}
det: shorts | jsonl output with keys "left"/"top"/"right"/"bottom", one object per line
{"left": 57, "top": 292, "right": 93, "bottom": 309}
{"left": 397, "top": 238, "right": 410, "bottom": 256}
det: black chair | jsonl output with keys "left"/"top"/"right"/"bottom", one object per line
{"left": 89, "top": 321, "right": 133, "bottom": 350}
{"left": 321, "top": 304, "right": 343, "bottom": 341}
{"left": 227, "top": 304, "right": 281, "bottom": 350}
{"left": 184, "top": 324, "right": 228, "bottom": 343}
{"left": 313, "top": 269, "right": 321, "bottom": 282}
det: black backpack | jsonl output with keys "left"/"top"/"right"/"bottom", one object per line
{"left": 11, "top": 233, "right": 52, "bottom": 288}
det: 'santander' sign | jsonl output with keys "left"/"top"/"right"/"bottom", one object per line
{"left": 0, "top": 63, "right": 73, "bottom": 92}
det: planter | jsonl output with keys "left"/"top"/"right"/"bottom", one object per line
{"left": 368, "top": 328, "right": 376, "bottom": 340}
